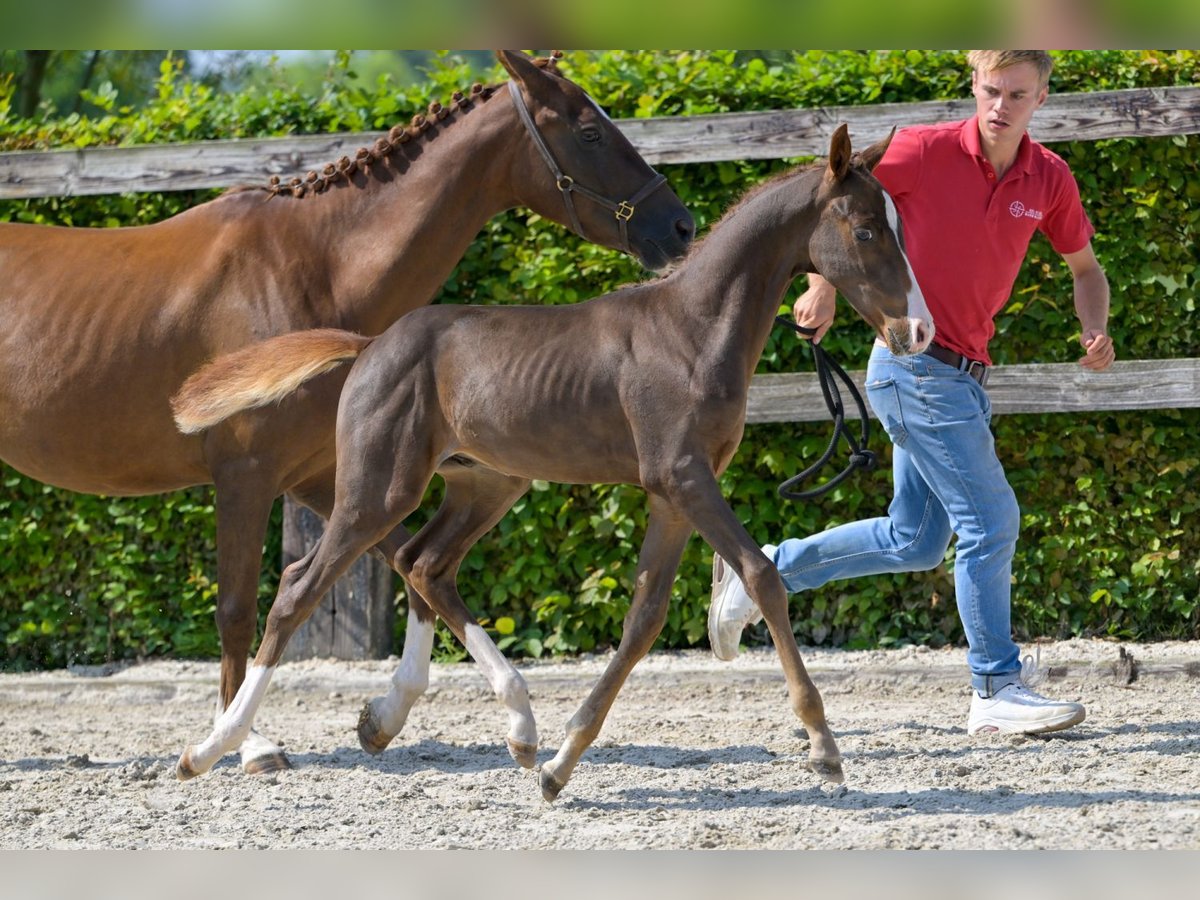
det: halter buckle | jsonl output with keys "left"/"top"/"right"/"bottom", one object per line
{"left": 615, "top": 201, "right": 635, "bottom": 221}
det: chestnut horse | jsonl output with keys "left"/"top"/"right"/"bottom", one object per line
{"left": 172, "top": 124, "right": 932, "bottom": 800}
{"left": 0, "top": 51, "right": 693, "bottom": 773}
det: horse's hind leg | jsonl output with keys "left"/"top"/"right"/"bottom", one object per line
{"left": 178, "top": 484, "right": 421, "bottom": 780}
{"left": 540, "top": 496, "right": 692, "bottom": 801}
{"left": 355, "top": 520, "right": 437, "bottom": 757}
{"left": 391, "top": 466, "right": 538, "bottom": 767}
{"left": 212, "top": 465, "right": 291, "bottom": 775}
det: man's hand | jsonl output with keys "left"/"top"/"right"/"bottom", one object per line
{"left": 1079, "top": 329, "right": 1115, "bottom": 371}
{"left": 792, "top": 275, "right": 838, "bottom": 343}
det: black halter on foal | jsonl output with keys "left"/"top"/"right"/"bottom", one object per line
{"left": 774, "top": 316, "right": 878, "bottom": 501}
{"left": 508, "top": 81, "right": 668, "bottom": 254}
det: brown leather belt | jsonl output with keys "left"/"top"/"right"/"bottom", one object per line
{"left": 924, "top": 342, "right": 990, "bottom": 386}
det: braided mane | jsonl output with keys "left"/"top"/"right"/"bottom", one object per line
{"left": 227, "top": 52, "right": 565, "bottom": 201}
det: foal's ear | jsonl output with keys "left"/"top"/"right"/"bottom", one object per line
{"left": 826, "top": 123, "right": 852, "bottom": 183}
{"left": 856, "top": 127, "right": 896, "bottom": 173}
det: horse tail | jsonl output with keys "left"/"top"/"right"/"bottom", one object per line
{"left": 172, "top": 328, "right": 374, "bottom": 434}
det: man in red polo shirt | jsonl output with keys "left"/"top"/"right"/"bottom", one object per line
{"left": 709, "top": 50, "right": 1113, "bottom": 735}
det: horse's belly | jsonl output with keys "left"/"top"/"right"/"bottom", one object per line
{"left": 0, "top": 404, "right": 208, "bottom": 497}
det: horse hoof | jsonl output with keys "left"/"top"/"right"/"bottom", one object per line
{"left": 357, "top": 702, "right": 394, "bottom": 756}
{"left": 506, "top": 737, "right": 538, "bottom": 769}
{"left": 538, "top": 767, "right": 565, "bottom": 803}
{"left": 243, "top": 751, "right": 292, "bottom": 776}
{"left": 176, "top": 749, "right": 201, "bottom": 781}
{"left": 809, "top": 756, "right": 845, "bottom": 784}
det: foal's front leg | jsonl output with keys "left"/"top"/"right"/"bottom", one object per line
{"left": 677, "top": 469, "right": 843, "bottom": 783}
{"left": 540, "top": 497, "right": 693, "bottom": 801}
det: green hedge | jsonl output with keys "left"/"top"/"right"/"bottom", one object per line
{"left": 1, "top": 51, "right": 1197, "bottom": 669}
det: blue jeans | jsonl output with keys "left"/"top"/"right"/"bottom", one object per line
{"left": 768, "top": 343, "right": 1022, "bottom": 696}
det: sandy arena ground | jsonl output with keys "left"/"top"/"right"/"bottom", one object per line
{"left": 1, "top": 638, "right": 1197, "bottom": 850}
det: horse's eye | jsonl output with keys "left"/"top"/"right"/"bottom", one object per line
{"left": 580, "top": 126, "right": 602, "bottom": 144}
{"left": 854, "top": 227, "right": 873, "bottom": 241}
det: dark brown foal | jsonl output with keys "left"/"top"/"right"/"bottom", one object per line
{"left": 171, "top": 124, "right": 933, "bottom": 799}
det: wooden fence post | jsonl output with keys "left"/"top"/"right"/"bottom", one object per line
{"left": 280, "top": 498, "right": 396, "bottom": 661}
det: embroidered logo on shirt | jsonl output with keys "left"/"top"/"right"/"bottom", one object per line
{"left": 1008, "top": 200, "right": 1043, "bottom": 220}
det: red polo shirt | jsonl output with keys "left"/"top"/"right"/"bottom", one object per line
{"left": 872, "top": 117, "right": 1095, "bottom": 365}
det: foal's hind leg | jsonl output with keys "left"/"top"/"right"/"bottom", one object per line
{"left": 288, "top": 472, "right": 439, "bottom": 756}
{"left": 390, "top": 467, "right": 539, "bottom": 767}
{"left": 540, "top": 496, "right": 693, "bottom": 801}
{"left": 355, "top": 520, "right": 438, "bottom": 757}
{"left": 212, "top": 465, "right": 291, "bottom": 775}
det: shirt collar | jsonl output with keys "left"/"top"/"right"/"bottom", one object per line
{"left": 960, "top": 116, "right": 1035, "bottom": 177}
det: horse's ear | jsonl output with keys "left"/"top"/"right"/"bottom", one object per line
{"left": 826, "top": 124, "right": 852, "bottom": 183}
{"left": 497, "top": 50, "right": 557, "bottom": 105}
{"left": 498, "top": 50, "right": 549, "bottom": 87}
{"left": 856, "top": 127, "right": 896, "bottom": 173}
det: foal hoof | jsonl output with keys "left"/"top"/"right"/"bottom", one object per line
{"left": 506, "top": 737, "right": 538, "bottom": 770}
{"left": 356, "top": 702, "right": 394, "bottom": 756}
{"left": 538, "top": 767, "right": 565, "bottom": 803}
{"left": 243, "top": 751, "right": 292, "bottom": 776}
{"left": 809, "top": 756, "right": 845, "bottom": 784}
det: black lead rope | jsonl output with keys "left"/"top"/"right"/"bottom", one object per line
{"left": 773, "top": 316, "right": 878, "bottom": 501}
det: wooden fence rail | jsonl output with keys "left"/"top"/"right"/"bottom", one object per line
{"left": 3, "top": 86, "right": 1197, "bottom": 660}
{"left": 1, "top": 86, "right": 1197, "bottom": 199}
{"left": 747, "top": 358, "right": 1200, "bottom": 424}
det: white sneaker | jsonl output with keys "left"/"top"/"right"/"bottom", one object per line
{"left": 707, "top": 548, "right": 768, "bottom": 661}
{"left": 967, "top": 681, "right": 1086, "bottom": 735}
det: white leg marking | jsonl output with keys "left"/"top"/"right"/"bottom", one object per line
{"left": 464, "top": 623, "right": 537, "bottom": 753}
{"left": 190, "top": 665, "right": 276, "bottom": 775}
{"left": 372, "top": 609, "right": 436, "bottom": 739}
{"left": 215, "top": 682, "right": 287, "bottom": 769}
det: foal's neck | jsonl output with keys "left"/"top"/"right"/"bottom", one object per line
{"left": 679, "top": 172, "right": 820, "bottom": 375}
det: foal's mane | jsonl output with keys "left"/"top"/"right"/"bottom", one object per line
{"left": 677, "top": 148, "right": 878, "bottom": 266}
{"left": 224, "top": 53, "right": 565, "bottom": 201}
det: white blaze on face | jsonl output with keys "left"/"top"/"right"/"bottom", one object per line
{"left": 882, "top": 191, "right": 934, "bottom": 350}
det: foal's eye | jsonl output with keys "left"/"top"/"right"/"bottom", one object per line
{"left": 854, "top": 227, "right": 873, "bottom": 241}
{"left": 580, "top": 126, "right": 602, "bottom": 144}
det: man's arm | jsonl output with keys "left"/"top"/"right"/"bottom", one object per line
{"left": 791, "top": 274, "right": 839, "bottom": 343}
{"left": 1063, "top": 242, "right": 1114, "bottom": 371}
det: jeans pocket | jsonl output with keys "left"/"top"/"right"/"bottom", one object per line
{"left": 866, "top": 376, "right": 907, "bottom": 446}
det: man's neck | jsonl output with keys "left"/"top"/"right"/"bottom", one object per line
{"left": 978, "top": 128, "right": 1023, "bottom": 180}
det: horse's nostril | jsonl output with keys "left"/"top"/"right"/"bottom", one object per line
{"left": 675, "top": 216, "right": 695, "bottom": 242}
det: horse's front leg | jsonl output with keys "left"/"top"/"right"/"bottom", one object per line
{"left": 675, "top": 467, "right": 843, "bottom": 783}
{"left": 540, "top": 496, "right": 692, "bottom": 801}
{"left": 212, "top": 466, "right": 291, "bottom": 775}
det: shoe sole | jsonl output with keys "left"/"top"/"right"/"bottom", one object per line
{"left": 968, "top": 706, "right": 1086, "bottom": 736}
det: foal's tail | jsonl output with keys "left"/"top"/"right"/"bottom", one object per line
{"left": 172, "top": 329, "right": 374, "bottom": 434}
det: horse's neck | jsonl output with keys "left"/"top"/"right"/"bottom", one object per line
{"left": 680, "top": 183, "right": 817, "bottom": 378}
{"left": 292, "top": 98, "right": 520, "bottom": 335}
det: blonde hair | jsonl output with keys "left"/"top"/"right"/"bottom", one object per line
{"left": 967, "top": 50, "right": 1054, "bottom": 87}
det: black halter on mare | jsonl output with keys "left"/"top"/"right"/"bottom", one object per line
{"left": 774, "top": 316, "right": 878, "bottom": 501}
{"left": 508, "top": 81, "right": 669, "bottom": 254}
